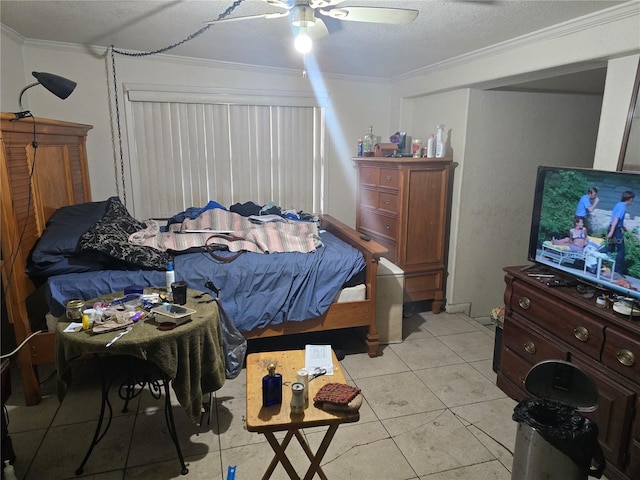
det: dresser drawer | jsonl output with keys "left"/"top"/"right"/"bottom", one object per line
{"left": 503, "top": 315, "right": 566, "bottom": 364}
{"left": 360, "top": 166, "right": 379, "bottom": 187}
{"left": 509, "top": 282, "right": 604, "bottom": 360}
{"left": 359, "top": 209, "right": 397, "bottom": 240}
{"left": 360, "top": 187, "right": 377, "bottom": 209}
{"left": 602, "top": 326, "right": 640, "bottom": 384}
{"left": 360, "top": 188, "right": 398, "bottom": 214}
{"left": 499, "top": 346, "right": 533, "bottom": 394}
{"left": 379, "top": 168, "right": 399, "bottom": 190}
{"left": 378, "top": 192, "right": 398, "bottom": 214}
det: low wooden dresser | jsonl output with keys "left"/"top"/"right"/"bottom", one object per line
{"left": 497, "top": 266, "right": 640, "bottom": 480}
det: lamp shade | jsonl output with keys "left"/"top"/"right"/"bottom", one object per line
{"left": 32, "top": 71, "right": 76, "bottom": 100}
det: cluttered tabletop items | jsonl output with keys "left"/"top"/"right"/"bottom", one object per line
{"left": 524, "top": 267, "right": 640, "bottom": 319}
{"left": 56, "top": 283, "right": 226, "bottom": 423}
{"left": 61, "top": 282, "right": 205, "bottom": 335}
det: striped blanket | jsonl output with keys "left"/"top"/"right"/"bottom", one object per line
{"left": 129, "top": 209, "right": 322, "bottom": 254}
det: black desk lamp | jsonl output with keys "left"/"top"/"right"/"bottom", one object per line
{"left": 14, "top": 71, "right": 77, "bottom": 119}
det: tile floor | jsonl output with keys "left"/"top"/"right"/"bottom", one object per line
{"left": 1, "top": 312, "right": 541, "bottom": 479}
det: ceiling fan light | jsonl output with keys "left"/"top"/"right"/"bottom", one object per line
{"left": 291, "top": 6, "right": 316, "bottom": 27}
{"left": 294, "top": 33, "right": 313, "bottom": 54}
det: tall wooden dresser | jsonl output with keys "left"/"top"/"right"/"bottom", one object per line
{"left": 1, "top": 113, "right": 92, "bottom": 405}
{"left": 353, "top": 157, "right": 453, "bottom": 313}
{"left": 498, "top": 266, "right": 640, "bottom": 480}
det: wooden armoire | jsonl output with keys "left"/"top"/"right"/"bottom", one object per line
{"left": 1, "top": 113, "right": 92, "bottom": 405}
{"left": 353, "top": 157, "right": 453, "bottom": 313}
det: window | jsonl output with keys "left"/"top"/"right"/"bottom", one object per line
{"left": 124, "top": 86, "right": 326, "bottom": 219}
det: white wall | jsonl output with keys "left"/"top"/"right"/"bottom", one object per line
{"left": 594, "top": 53, "right": 640, "bottom": 170}
{"left": 2, "top": 34, "right": 391, "bottom": 226}
{"left": 458, "top": 90, "right": 601, "bottom": 316}
{"left": 1, "top": 28, "right": 26, "bottom": 113}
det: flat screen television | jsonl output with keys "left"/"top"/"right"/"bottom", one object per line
{"left": 529, "top": 166, "right": 640, "bottom": 301}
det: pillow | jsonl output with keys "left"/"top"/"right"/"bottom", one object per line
{"left": 29, "top": 198, "right": 112, "bottom": 264}
{"left": 78, "top": 197, "right": 170, "bottom": 270}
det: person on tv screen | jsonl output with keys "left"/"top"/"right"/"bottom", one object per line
{"left": 552, "top": 217, "right": 588, "bottom": 251}
{"left": 575, "top": 186, "right": 599, "bottom": 227}
{"left": 607, "top": 190, "right": 636, "bottom": 275}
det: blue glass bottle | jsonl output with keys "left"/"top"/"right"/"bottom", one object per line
{"left": 262, "top": 363, "right": 282, "bottom": 407}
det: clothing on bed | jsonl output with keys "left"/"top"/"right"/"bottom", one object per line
{"left": 131, "top": 209, "right": 322, "bottom": 254}
{"left": 46, "top": 231, "right": 365, "bottom": 332}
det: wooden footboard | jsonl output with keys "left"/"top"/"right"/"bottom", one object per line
{"left": 243, "top": 214, "right": 387, "bottom": 357}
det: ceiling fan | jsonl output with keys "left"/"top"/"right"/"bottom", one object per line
{"left": 206, "top": 0, "right": 419, "bottom": 43}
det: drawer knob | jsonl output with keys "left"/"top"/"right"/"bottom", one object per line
{"left": 385, "top": 224, "right": 391, "bottom": 230}
{"left": 616, "top": 349, "right": 635, "bottom": 367}
{"left": 573, "top": 326, "right": 589, "bottom": 342}
{"left": 385, "top": 200, "right": 391, "bottom": 205}
{"left": 523, "top": 341, "right": 537, "bottom": 355}
{"left": 518, "top": 297, "right": 531, "bottom": 310}
{"left": 366, "top": 173, "right": 371, "bottom": 179}
{"left": 386, "top": 175, "right": 392, "bottom": 181}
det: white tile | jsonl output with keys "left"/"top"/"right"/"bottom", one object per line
{"left": 341, "top": 345, "right": 410, "bottom": 380}
{"left": 437, "top": 330, "right": 495, "bottom": 363}
{"left": 419, "top": 312, "right": 482, "bottom": 336}
{"left": 306, "top": 421, "right": 417, "bottom": 480}
{"left": 355, "top": 371, "right": 445, "bottom": 420}
{"left": 390, "top": 337, "right": 465, "bottom": 370}
{"left": 383, "top": 409, "right": 495, "bottom": 476}
{"left": 414, "top": 363, "right": 506, "bottom": 408}
{"left": 418, "top": 459, "right": 512, "bottom": 479}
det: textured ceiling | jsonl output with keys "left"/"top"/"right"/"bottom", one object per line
{"left": 0, "top": 0, "right": 626, "bottom": 85}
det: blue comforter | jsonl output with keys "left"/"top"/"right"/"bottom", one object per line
{"left": 46, "top": 231, "right": 365, "bottom": 332}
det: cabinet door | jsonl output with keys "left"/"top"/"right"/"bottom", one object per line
{"left": 403, "top": 167, "right": 448, "bottom": 266}
{"left": 572, "top": 357, "right": 636, "bottom": 468}
{"left": 630, "top": 404, "right": 640, "bottom": 480}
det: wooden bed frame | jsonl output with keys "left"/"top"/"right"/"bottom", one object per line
{"left": 1, "top": 113, "right": 387, "bottom": 406}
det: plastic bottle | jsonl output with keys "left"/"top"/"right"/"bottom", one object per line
{"left": 362, "top": 126, "right": 376, "bottom": 157}
{"left": 412, "top": 138, "right": 422, "bottom": 157}
{"left": 435, "top": 124, "right": 446, "bottom": 158}
{"left": 262, "top": 363, "right": 283, "bottom": 407}
{"left": 426, "top": 134, "right": 435, "bottom": 158}
{"left": 165, "top": 260, "right": 175, "bottom": 292}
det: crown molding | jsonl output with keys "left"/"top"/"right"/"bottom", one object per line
{"left": 6, "top": 29, "right": 387, "bottom": 84}
{"left": 1, "top": 23, "right": 26, "bottom": 43}
{"left": 391, "top": 1, "right": 640, "bottom": 83}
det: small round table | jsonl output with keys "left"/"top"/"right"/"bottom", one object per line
{"left": 56, "top": 288, "right": 226, "bottom": 476}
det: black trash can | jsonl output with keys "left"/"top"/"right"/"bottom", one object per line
{"left": 511, "top": 360, "right": 606, "bottom": 480}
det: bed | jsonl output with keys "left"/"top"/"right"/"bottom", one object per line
{"left": 1, "top": 114, "right": 387, "bottom": 406}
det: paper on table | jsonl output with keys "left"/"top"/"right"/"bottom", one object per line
{"left": 305, "top": 344, "right": 334, "bottom": 375}
{"left": 64, "top": 322, "right": 83, "bottom": 333}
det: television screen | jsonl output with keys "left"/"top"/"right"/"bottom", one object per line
{"left": 529, "top": 166, "right": 640, "bottom": 301}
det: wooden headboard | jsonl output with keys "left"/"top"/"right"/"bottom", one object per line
{"left": 1, "top": 112, "right": 92, "bottom": 405}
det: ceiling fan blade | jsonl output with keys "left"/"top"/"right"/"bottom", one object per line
{"left": 309, "top": 0, "right": 344, "bottom": 8}
{"left": 306, "top": 18, "right": 329, "bottom": 40}
{"left": 319, "top": 7, "right": 418, "bottom": 24}
{"left": 264, "top": 0, "right": 294, "bottom": 9}
{"left": 205, "top": 11, "right": 289, "bottom": 25}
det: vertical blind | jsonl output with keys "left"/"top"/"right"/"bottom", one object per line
{"left": 125, "top": 90, "right": 325, "bottom": 220}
